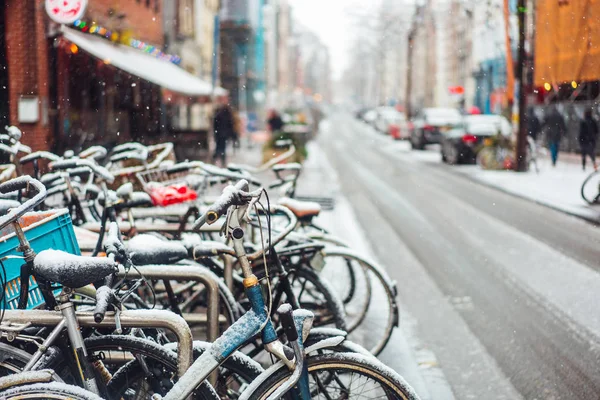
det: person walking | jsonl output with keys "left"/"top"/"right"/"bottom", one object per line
{"left": 527, "top": 108, "right": 541, "bottom": 142}
{"left": 544, "top": 107, "right": 567, "bottom": 166}
{"left": 267, "top": 109, "right": 285, "bottom": 133}
{"left": 579, "top": 109, "right": 598, "bottom": 171}
{"left": 212, "top": 97, "right": 236, "bottom": 167}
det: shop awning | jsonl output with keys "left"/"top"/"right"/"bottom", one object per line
{"left": 61, "top": 26, "right": 227, "bottom": 97}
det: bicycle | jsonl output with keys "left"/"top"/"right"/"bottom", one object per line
{"left": 581, "top": 168, "right": 600, "bottom": 204}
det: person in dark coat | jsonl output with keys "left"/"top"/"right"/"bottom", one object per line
{"left": 543, "top": 106, "right": 567, "bottom": 166}
{"left": 527, "top": 108, "right": 541, "bottom": 141}
{"left": 579, "top": 109, "right": 598, "bottom": 171}
{"left": 267, "top": 109, "right": 285, "bottom": 133}
{"left": 213, "top": 98, "right": 236, "bottom": 167}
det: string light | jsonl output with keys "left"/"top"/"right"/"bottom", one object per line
{"left": 71, "top": 19, "right": 182, "bottom": 65}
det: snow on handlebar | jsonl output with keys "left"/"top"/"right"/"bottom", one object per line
{"left": 192, "top": 180, "right": 260, "bottom": 230}
{"left": 0, "top": 176, "right": 47, "bottom": 231}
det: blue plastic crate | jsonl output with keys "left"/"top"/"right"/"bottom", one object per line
{"left": 0, "top": 209, "right": 80, "bottom": 309}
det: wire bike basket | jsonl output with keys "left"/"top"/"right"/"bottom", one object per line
{"left": 0, "top": 209, "right": 80, "bottom": 309}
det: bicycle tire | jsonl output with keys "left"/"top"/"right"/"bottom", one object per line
{"left": 321, "top": 247, "right": 399, "bottom": 356}
{"left": 581, "top": 170, "right": 600, "bottom": 204}
{"left": 0, "top": 382, "right": 103, "bottom": 400}
{"left": 318, "top": 252, "right": 372, "bottom": 332}
{"left": 37, "top": 335, "right": 218, "bottom": 400}
{"left": 0, "top": 342, "right": 31, "bottom": 377}
{"left": 244, "top": 352, "right": 420, "bottom": 400}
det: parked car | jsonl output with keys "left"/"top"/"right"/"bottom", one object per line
{"left": 410, "top": 108, "right": 463, "bottom": 150}
{"left": 440, "top": 114, "right": 512, "bottom": 164}
{"left": 362, "top": 109, "right": 378, "bottom": 125}
{"left": 373, "top": 107, "right": 409, "bottom": 139}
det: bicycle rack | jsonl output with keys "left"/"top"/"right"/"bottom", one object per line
{"left": 116, "top": 264, "right": 222, "bottom": 345}
{"left": 2, "top": 309, "right": 193, "bottom": 378}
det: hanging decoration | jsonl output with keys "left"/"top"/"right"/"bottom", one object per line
{"left": 71, "top": 19, "right": 182, "bottom": 65}
{"left": 46, "top": 0, "right": 87, "bottom": 24}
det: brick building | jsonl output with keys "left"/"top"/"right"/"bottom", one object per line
{"left": 2, "top": 1, "right": 53, "bottom": 151}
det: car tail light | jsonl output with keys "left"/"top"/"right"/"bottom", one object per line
{"left": 423, "top": 124, "right": 434, "bottom": 131}
{"left": 462, "top": 134, "right": 478, "bottom": 144}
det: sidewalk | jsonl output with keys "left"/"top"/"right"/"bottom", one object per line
{"left": 452, "top": 149, "right": 600, "bottom": 223}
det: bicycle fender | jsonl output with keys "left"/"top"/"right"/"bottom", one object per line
{"left": 238, "top": 336, "right": 346, "bottom": 400}
{"left": 0, "top": 370, "right": 54, "bottom": 391}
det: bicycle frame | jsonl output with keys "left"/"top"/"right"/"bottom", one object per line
{"left": 163, "top": 203, "right": 312, "bottom": 400}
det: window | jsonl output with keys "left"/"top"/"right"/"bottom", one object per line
{"left": 178, "top": 0, "right": 194, "bottom": 37}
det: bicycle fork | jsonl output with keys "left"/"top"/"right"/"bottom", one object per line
{"left": 59, "top": 289, "right": 100, "bottom": 395}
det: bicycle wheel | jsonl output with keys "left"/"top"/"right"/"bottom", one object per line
{"left": 321, "top": 248, "right": 399, "bottom": 356}
{"left": 0, "top": 342, "right": 31, "bottom": 377}
{"left": 266, "top": 265, "right": 347, "bottom": 331}
{"left": 581, "top": 170, "right": 600, "bottom": 204}
{"left": 317, "top": 252, "right": 371, "bottom": 331}
{"left": 244, "top": 352, "right": 420, "bottom": 400}
{"left": 0, "top": 382, "right": 103, "bottom": 400}
{"left": 37, "top": 335, "right": 218, "bottom": 400}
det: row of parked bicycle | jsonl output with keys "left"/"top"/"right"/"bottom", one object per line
{"left": 0, "top": 125, "right": 419, "bottom": 399}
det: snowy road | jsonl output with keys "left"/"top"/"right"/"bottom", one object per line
{"left": 313, "top": 112, "right": 600, "bottom": 400}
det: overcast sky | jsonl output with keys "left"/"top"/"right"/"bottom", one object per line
{"left": 289, "top": 0, "right": 382, "bottom": 79}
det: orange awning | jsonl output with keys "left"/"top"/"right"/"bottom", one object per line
{"left": 535, "top": 0, "right": 600, "bottom": 87}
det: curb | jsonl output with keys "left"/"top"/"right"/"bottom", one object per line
{"left": 450, "top": 168, "right": 600, "bottom": 225}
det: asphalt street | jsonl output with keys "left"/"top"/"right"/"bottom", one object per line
{"left": 314, "top": 111, "right": 600, "bottom": 400}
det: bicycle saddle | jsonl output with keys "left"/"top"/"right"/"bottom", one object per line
{"left": 127, "top": 234, "right": 188, "bottom": 265}
{"left": 193, "top": 241, "right": 236, "bottom": 259}
{"left": 0, "top": 199, "right": 20, "bottom": 215}
{"left": 33, "top": 249, "right": 117, "bottom": 288}
{"left": 278, "top": 197, "right": 321, "bottom": 219}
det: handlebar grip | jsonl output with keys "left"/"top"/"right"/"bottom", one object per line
{"left": 277, "top": 303, "right": 298, "bottom": 342}
{"left": 94, "top": 286, "right": 115, "bottom": 323}
{"left": 192, "top": 180, "right": 251, "bottom": 231}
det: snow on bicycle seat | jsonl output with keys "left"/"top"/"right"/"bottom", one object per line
{"left": 192, "top": 241, "right": 235, "bottom": 259}
{"left": 127, "top": 234, "right": 188, "bottom": 265}
{"left": 278, "top": 197, "right": 321, "bottom": 219}
{"left": 0, "top": 199, "right": 20, "bottom": 215}
{"left": 33, "top": 249, "right": 117, "bottom": 288}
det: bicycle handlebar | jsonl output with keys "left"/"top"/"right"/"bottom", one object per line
{"left": 79, "top": 146, "right": 107, "bottom": 161}
{"left": 0, "top": 176, "right": 47, "bottom": 231}
{"left": 193, "top": 180, "right": 254, "bottom": 230}
{"left": 50, "top": 159, "right": 115, "bottom": 183}
{"left": 93, "top": 285, "right": 117, "bottom": 323}
{"left": 20, "top": 151, "right": 62, "bottom": 165}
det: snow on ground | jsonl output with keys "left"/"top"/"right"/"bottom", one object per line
{"left": 297, "top": 140, "right": 454, "bottom": 400}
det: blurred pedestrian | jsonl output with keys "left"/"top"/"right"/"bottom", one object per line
{"left": 527, "top": 108, "right": 541, "bottom": 141}
{"left": 267, "top": 109, "right": 285, "bottom": 133}
{"left": 544, "top": 106, "right": 567, "bottom": 166}
{"left": 579, "top": 108, "right": 598, "bottom": 171}
{"left": 213, "top": 97, "right": 236, "bottom": 167}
